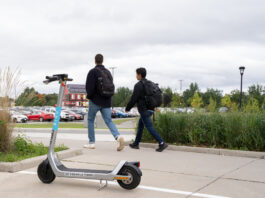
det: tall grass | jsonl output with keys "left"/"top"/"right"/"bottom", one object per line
{"left": 141, "top": 112, "right": 265, "bottom": 151}
{"left": 0, "top": 67, "right": 22, "bottom": 153}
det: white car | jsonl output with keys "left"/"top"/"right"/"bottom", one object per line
{"left": 60, "top": 110, "right": 73, "bottom": 121}
{"left": 42, "top": 107, "right": 56, "bottom": 116}
{"left": 11, "top": 112, "right": 28, "bottom": 123}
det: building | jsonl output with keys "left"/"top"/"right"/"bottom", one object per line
{"left": 63, "top": 84, "right": 88, "bottom": 107}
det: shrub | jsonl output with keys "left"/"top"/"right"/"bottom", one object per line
{"left": 0, "top": 67, "right": 22, "bottom": 153}
{"left": 0, "top": 111, "right": 13, "bottom": 152}
{"left": 141, "top": 112, "right": 265, "bottom": 151}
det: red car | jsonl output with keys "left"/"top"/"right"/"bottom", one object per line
{"left": 26, "top": 111, "right": 54, "bottom": 122}
{"left": 65, "top": 110, "right": 83, "bottom": 120}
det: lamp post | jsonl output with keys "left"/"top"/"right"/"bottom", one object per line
{"left": 239, "top": 66, "right": 245, "bottom": 110}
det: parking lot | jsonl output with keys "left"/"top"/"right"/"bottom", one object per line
{"left": 10, "top": 106, "right": 139, "bottom": 124}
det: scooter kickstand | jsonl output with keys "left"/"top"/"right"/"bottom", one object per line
{"left": 98, "top": 180, "right": 108, "bottom": 191}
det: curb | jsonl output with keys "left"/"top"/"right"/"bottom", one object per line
{"left": 125, "top": 142, "right": 265, "bottom": 159}
{"left": 0, "top": 148, "right": 83, "bottom": 173}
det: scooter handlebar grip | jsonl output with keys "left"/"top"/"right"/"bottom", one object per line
{"left": 44, "top": 76, "right": 59, "bottom": 84}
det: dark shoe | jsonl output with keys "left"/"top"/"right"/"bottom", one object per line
{"left": 129, "top": 143, "right": 139, "bottom": 149}
{"left": 156, "top": 143, "right": 168, "bottom": 152}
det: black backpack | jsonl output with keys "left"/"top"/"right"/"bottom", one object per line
{"left": 96, "top": 67, "right": 115, "bottom": 98}
{"left": 141, "top": 79, "right": 162, "bottom": 109}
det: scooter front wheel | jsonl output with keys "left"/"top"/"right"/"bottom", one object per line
{"left": 37, "top": 158, "right": 56, "bottom": 184}
{"left": 117, "top": 165, "right": 141, "bottom": 190}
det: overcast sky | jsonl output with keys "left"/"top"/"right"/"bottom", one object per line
{"left": 1, "top": 0, "right": 265, "bottom": 96}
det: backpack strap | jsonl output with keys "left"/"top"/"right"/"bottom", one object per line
{"left": 95, "top": 67, "right": 113, "bottom": 81}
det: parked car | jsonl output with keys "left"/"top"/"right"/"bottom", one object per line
{"left": 219, "top": 107, "right": 229, "bottom": 113}
{"left": 11, "top": 112, "right": 28, "bottom": 123}
{"left": 64, "top": 110, "right": 83, "bottom": 120}
{"left": 42, "top": 107, "right": 56, "bottom": 116}
{"left": 130, "top": 108, "right": 140, "bottom": 117}
{"left": 60, "top": 110, "right": 72, "bottom": 121}
{"left": 111, "top": 109, "right": 118, "bottom": 118}
{"left": 71, "top": 109, "right": 87, "bottom": 117}
{"left": 186, "top": 108, "right": 195, "bottom": 113}
{"left": 115, "top": 110, "right": 128, "bottom": 118}
{"left": 26, "top": 111, "right": 54, "bottom": 122}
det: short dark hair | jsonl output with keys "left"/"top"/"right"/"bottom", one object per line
{"left": 95, "top": 54, "right": 103, "bottom": 64}
{"left": 136, "top": 67, "right": 146, "bottom": 78}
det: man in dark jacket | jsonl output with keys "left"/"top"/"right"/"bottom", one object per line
{"left": 85, "top": 54, "right": 124, "bottom": 151}
{"left": 125, "top": 67, "right": 168, "bottom": 152}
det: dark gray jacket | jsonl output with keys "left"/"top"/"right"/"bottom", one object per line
{"left": 85, "top": 65, "right": 112, "bottom": 108}
{"left": 126, "top": 79, "right": 150, "bottom": 113}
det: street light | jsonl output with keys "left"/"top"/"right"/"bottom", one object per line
{"left": 239, "top": 66, "right": 245, "bottom": 110}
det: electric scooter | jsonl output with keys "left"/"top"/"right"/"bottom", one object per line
{"left": 37, "top": 74, "right": 142, "bottom": 190}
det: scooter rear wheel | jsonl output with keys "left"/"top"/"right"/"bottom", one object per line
{"left": 37, "top": 158, "right": 56, "bottom": 184}
{"left": 117, "top": 165, "right": 141, "bottom": 190}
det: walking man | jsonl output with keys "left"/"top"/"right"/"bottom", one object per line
{"left": 125, "top": 67, "right": 168, "bottom": 152}
{"left": 84, "top": 54, "right": 124, "bottom": 151}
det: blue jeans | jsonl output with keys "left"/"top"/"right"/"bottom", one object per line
{"left": 134, "top": 110, "right": 163, "bottom": 145}
{"left": 87, "top": 101, "right": 120, "bottom": 143}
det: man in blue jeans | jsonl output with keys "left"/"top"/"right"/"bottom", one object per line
{"left": 84, "top": 54, "right": 124, "bottom": 151}
{"left": 125, "top": 67, "right": 168, "bottom": 152}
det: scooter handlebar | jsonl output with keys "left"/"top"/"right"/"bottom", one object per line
{"left": 43, "top": 74, "right": 73, "bottom": 84}
{"left": 43, "top": 76, "right": 59, "bottom": 84}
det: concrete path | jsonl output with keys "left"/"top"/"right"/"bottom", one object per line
{"left": 1, "top": 132, "right": 265, "bottom": 198}
{"left": 13, "top": 128, "right": 135, "bottom": 142}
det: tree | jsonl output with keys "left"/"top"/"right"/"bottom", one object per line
{"left": 171, "top": 93, "right": 182, "bottom": 107}
{"left": 182, "top": 83, "right": 199, "bottom": 106}
{"left": 244, "top": 97, "right": 260, "bottom": 113}
{"left": 15, "top": 87, "right": 42, "bottom": 106}
{"left": 206, "top": 97, "right": 217, "bottom": 112}
{"left": 44, "top": 93, "right": 58, "bottom": 106}
{"left": 230, "top": 89, "right": 247, "bottom": 107}
{"left": 201, "top": 88, "right": 222, "bottom": 107}
{"left": 191, "top": 92, "right": 203, "bottom": 109}
{"left": 161, "top": 87, "right": 173, "bottom": 107}
{"left": 221, "top": 94, "right": 232, "bottom": 107}
{"left": 113, "top": 87, "right": 132, "bottom": 107}
{"left": 15, "top": 87, "right": 58, "bottom": 106}
{"left": 221, "top": 94, "right": 237, "bottom": 111}
{"left": 248, "top": 84, "right": 264, "bottom": 107}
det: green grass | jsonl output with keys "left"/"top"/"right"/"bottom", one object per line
{"left": 14, "top": 118, "right": 135, "bottom": 129}
{"left": 113, "top": 118, "right": 135, "bottom": 125}
{"left": 15, "top": 123, "right": 84, "bottom": 128}
{"left": 0, "top": 135, "right": 68, "bottom": 162}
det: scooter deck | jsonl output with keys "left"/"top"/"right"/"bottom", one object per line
{"left": 57, "top": 164, "right": 112, "bottom": 174}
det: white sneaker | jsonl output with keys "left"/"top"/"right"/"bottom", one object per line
{"left": 84, "top": 143, "right": 95, "bottom": 149}
{"left": 117, "top": 136, "right": 125, "bottom": 151}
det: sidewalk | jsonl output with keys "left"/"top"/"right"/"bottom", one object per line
{"left": 1, "top": 140, "right": 265, "bottom": 198}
